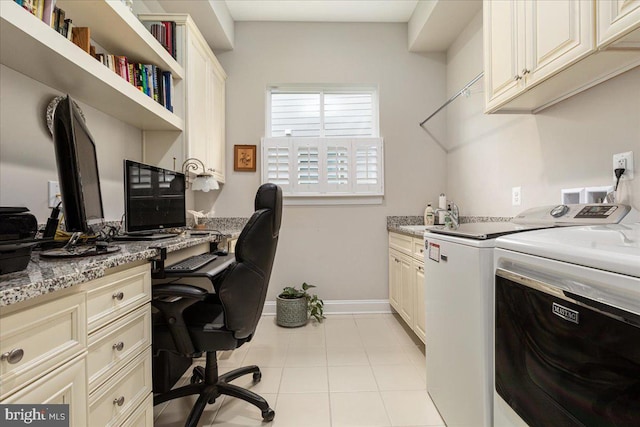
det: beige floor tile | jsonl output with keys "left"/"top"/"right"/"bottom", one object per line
{"left": 330, "top": 391, "right": 391, "bottom": 427}
{"left": 242, "top": 344, "right": 288, "bottom": 367}
{"left": 216, "top": 345, "right": 251, "bottom": 368}
{"left": 153, "top": 394, "right": 222, "bottom": 427}
{"left": 328, "top": 365, "right": 378, "bottom": 392}
{"left": 325, "top": 329, "right": 364, "bottom": 348}
{"left": 288, "top": 330, "right": 326, "bottom": 347}
{"left": 279, "top": 366, "right": 329, "bottom": 393}
{"left": 381, "top": 390, "right": 445, "bottom": 426}
{"left": 227, "top": 366, "right": 284, "bottom": 394}
{"left": 271, "top": 392, "right": 331, "bottom": 427}
{"left": 285, "top": 345, "right": 327, "bottom": 367}
{"left": 326, "top": 346, "right": 369, "bottom": 366}
{"left": 366, "top": 346, "right": 413, "bottom": 365}
{"left": 372, "top": 364, "right": 427, "bottom": 391}
{"left": 212, "top": 393, "right": 278, "bottom": 426}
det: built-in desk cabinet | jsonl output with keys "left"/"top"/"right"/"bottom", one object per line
{"left": 139, "top": 13, "right": 227, "bottom": 183}
{"left": 484, "top": 0, "right": 640, "bottom": 113}
{"left": 388, "top": 232, "right": 426, "bottom": 343}
{"left": 0, "top": 263, "right": 152, "bottom": 427}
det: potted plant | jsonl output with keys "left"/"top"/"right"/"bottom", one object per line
{"left": 276, "top": 282, "right": 325, "bottom": 327}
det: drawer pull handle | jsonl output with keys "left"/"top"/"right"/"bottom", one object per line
{"left": 1, "top": 349, "right": 24, "bottom": 364}
{"left": 112, "top": 292, "right": 124, "bottom": 301}
{"left": 522, "top": 68, "right": 530, "bottom": 75}
{"left": 112, "top": 342, "right": 125, "bottom": 351}
{"left": 113, "top": 396, "right": 125, "bottom": 407}
{"left": 514, "top": 74, "right": 522, "bottom": 81}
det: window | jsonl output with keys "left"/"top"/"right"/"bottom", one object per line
{"left": 263, "top": 87, "right": 383, "bottom": 202}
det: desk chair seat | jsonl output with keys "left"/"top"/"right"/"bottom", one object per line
{"left": 152, "top": 184, "right": 282, "bottom": 427}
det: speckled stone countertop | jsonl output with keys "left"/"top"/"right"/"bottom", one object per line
{"left": 387, "top": 215, "right": 513, "bottom": 237}
{"left": 0, "top": 223, "right": 245, "bottom": 308}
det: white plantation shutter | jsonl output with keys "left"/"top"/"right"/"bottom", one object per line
{"left": 262, "top": 137, "right": 383, "bottom": 197}
{"left": 263, "top": 140, "right": 291, "bottom": 191}
{"left": 263, "top": 87, "right": 382, "bottom": 203}
{"left": 354, "top": 139, "right": 381, "bottom": 193}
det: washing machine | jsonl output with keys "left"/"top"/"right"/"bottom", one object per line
{"left": 423, "top": 204, "right": 636, "bottom": 427}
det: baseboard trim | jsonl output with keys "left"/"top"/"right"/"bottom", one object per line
{"left": 262, "top": 299, "right": 392, "bottom": 315}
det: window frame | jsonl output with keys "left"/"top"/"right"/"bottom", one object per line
{"left": 263, "top": 86, "right": 383, "bottom": 205}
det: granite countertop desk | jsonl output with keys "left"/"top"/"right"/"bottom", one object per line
{"left": 0, "top": 227, "right": 244, "bottom": 308}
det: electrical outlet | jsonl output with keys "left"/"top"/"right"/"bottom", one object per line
{"left": 512, "top": 186, "right": 522, "bottom": 206}
{"left": 48, "top": 181, "right": 60, "bottom": 208}
{"left": 613, "top": 151, "right": 634, "bottom": 181}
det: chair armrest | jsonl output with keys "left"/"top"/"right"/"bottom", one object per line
{"left": 153, "top": 284, "right": 208, "bottom": 300}
{"left": 152, "top": 284, "right": 208, "bottom": 356}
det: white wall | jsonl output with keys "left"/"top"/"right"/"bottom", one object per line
{"left": 446, "top": 12, "right": 640, "bottom": 216}
{"left": 0, "top": 65, "right": 143, "bottom": 224}
{"left": 212, "top": 22, "right": 448, "bottom": 301}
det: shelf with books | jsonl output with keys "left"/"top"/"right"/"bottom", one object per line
{"left": 0, "top": 1, "right": 183, "bottom": 131}
{"left": 56, "top": 0, "right": 183, "bottom": 80}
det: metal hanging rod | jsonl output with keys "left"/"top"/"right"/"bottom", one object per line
{"left": 419, "top": 72, "right": 484, "bottom": 127}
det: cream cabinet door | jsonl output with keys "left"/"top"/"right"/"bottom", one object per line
{"left": 209, "top": 66, "right": 226, "bottom": 183}
{"left": 525, "top": 0, "right": 595, "bottom": 85}
{"left": 3, "top": 356, "right": 88, "bottom": 427}
{"left": 186, "top": 32, "right": 210, "bottom": 171}
{"left": 484, "top": 0, "right": 525, "bottom": 107}
{"left": 598, "top": 0, "right": 640, "bottom": 47}
{"left": 388, "top": 249, "right": 402, "bottom": 312}
{"left": 398, "top": 252, "right": 414, "bottom": 326}
{"left": 413, "top": 261, "right": 426, "bottom": 344}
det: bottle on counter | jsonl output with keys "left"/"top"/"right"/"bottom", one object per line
{"left": 438, "top": 193, "right": 447, "bottom": 224}
{"left": 424, "top": 203, "right": 435, "bottom": 225}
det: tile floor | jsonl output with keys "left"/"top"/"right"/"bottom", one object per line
{"left": 154, "top": 313, "right": 445, "bottom": 427}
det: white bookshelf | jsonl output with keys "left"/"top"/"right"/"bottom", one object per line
{"left": 0, "top": 0, "right": 184, "bottom": 131}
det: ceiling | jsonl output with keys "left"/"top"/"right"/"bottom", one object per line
{"left": 224, "top": 0, "right": 420, "bottom": 23}
{"left": 154, "top": 0, "right": 482, "bottom": 52}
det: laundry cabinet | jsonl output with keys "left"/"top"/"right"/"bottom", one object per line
{"left": 484, "top": 0, "right": 640, "bottom": 113}
{"left": 388, "top": 232, "right": 426, "bottom": 343}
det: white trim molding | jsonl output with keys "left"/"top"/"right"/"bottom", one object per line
{"left": 262, "top": 299, "right": 392, "bottom": 316}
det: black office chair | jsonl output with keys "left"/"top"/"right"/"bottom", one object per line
{"left": 152, "top": 183, "right": 282, "bottom": 426}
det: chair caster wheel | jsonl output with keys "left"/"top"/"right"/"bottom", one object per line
{"left": 262, "top": 408, "right": 275, "bottom": 422}
{"left": 252, "top": 371, "right": 262, "bottom": 383}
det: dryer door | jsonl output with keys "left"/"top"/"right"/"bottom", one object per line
{"left": 495, "top": 269, "right": 640, "bottom": 427}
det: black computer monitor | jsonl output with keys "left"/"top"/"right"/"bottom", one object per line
{"left": 42, "top": 95, "right": 120, "bottom": 257}
{"left": 52, "top": 95, "right": 104, "bottom": 233}
{"left": 123, "top": 160, "right": 186, "bottom": 235}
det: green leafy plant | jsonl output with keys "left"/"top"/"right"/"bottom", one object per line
{"left": 279, "top": 282, "right": 325, "bottom": 322}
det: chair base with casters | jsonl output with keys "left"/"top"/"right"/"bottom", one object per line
{"left": 153, "top": 351, "right": 275, "bottom": 426}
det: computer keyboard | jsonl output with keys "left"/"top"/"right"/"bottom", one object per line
{"left": 165, "top": 253, "right": 218, "bottom": 273}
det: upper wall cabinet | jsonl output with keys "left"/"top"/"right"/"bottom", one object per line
{"left": 139, "top": 14, "right": 227, "bottom": 183}
{"left": 484, "top": 0, "right": 640, "bottom": 114}
{"left": 598, "top": 0, "right": 640, "bottom": 47}
{"left": 0, "top": 0, "right": 184, "bottom": 131}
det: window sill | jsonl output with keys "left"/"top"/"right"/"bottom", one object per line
{"left": 282, "top": 194, "right": 384, "bottom": 206}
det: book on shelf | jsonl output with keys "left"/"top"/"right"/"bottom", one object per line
{"left": 14, "top": 0, "right": 57, "bottom": 28}
{"left": 71, "top": 27, "right": 91, "bottom": 53}
{"left": 142, "top": 20, "right": 177, "bottom": 60}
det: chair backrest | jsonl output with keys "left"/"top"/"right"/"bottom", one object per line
{"left": 217, "top": 184, "right": 282, "bottom": 339}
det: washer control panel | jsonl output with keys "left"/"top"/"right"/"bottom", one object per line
{"left": 513, "top": 204, "right": 632, "bottom": 225}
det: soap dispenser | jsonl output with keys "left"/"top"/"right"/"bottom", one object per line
{"left": 424, "top": 204, "right": 435, "bottom": 225}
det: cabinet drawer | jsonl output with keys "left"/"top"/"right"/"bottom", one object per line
{"left": 2, "top": 355, "right": 88, "bottom": 427}
{"left": 389, "top": 232, "right": 412, "bottom": 254}
{"left": 85, "top": 264, "right": 151, "bottom": 333}
{"left": 88, "top": 304, "right": 151, "bottom": 393}
{"left": 89, "top": 347, "right": 152, "bottom": 427}
{"left": 412, "top": 238, "right": 426, "bottom": 260}
{"left": 121, "top": 394, "right": 153, "bottom": 427}
{"left": 0, "top": 292, "right": 86, "bottom": 399}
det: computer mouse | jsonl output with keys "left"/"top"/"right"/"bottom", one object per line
{"left": 214, "top": 249, "right": 228, "bottom": 256}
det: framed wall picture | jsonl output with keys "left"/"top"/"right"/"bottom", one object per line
{"left": 234, "top": 145, "right": 257, "bottom": 172}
